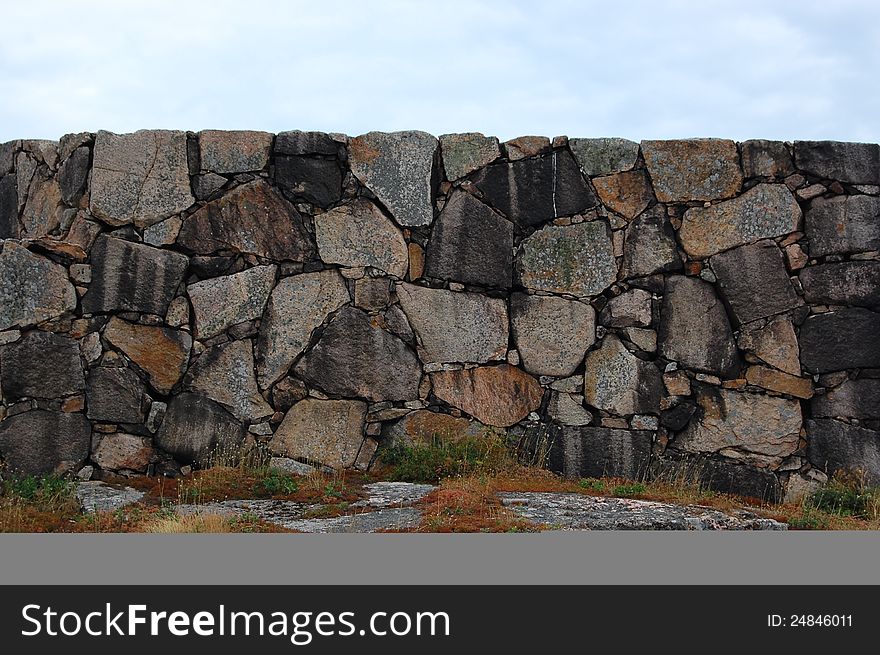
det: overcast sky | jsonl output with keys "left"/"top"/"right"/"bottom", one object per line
{"left": 1, "top": 0, "right": 877, "bottom": 143}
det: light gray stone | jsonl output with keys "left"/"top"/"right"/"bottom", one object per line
{"left": 314, "top": 199, "right": 408, "bottom": 277}
{"left": 679, "top": 184, "right": 801, "bottom": 258}
{"left": 548, "top": 392, "right": 593, "bottom": 426}
{"left": 621, "top": 206, "right": 682, "bottom": 278}
{"left": 188, "top": 264, "right": 277, "bottom": 339}
{"left": 600, "top": 289, "right": 653, "bottom": 328}
{"left": 440, "top": 133, "right": 500, "bottom": 180}
{"left": 271, "top": 398, "right": 367, "bottom": 469}
{"left": 510, "top": 292, "right": 595, "bottom": 377}
{"left": 583, "top": 335, "right": 664, "bottom": 416}
{"left": 396, "top": 283, "right": 508, "bottom": 364}
{"left": 90, "top": 129, "right": 194, "bottom": 227}
{"left": 76, "top": 481, "right": 145, "bottom": 513}
{"left": 91, "top": 433, "right": 156, "bottom": 472}
{"left": 516, "top": 220, "right": 617, "bottom": 298}
{"left": 0, "top": 242, "right": 77, "bottom": 330}
{"left": 187, "top": 339, "right": 274, "bottom": 422}
{"left": 255, "top": 270, "right": 350, "bottom": 390}
{"left": 568, "top": 138, "right": 639, "bottom": 177}
{"left": 348, "top": 131, "right": 438, "bottom": 227}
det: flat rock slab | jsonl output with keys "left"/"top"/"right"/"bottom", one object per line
{"left": 355, "top": 482, "right": 435, "bottom": 508}
{"left": 76, "top": 481, "right": 145, "bottom": 513}
{"left": 499, "top": 492, "right": 786, "bottom": 531}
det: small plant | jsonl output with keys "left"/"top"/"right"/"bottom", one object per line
{"left": 258, "top": 471, "right": 299, "bottom": 496}
{"left": 322, "top": 481, "right": 345, "bottom": 500}
{"left": 578, "top": 478, "right": 605, "bottom": 492}
{"left": 807, "top": 470, "right": 879, "bottom": 520}
{"left": 612, "top": 483, "right": 647, "bottom": 497}
{"left": 380, "top": 431, "right": 511, "bottom": 484}
{"left": 788, "top": 507, "right": 830, "bottom": 530}
{"left": 2, "top": 474, "right": 75, "bottom": 510}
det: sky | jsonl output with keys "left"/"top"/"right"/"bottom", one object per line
{"left": 1, "top": 0, "right": 878, "bottom": 143}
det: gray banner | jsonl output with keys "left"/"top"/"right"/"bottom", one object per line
{"left": 1, "top": 532, "right": 877, "bottom": 585}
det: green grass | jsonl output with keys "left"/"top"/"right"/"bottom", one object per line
{"left": 257, "top": 471, "right": 299, "bottom": 495}
{"left": 612, "top": 483, "right": 647, "bottom": 497}
{"left": 1, "top": 474, "right": 75, "bottom": 511}
{"left": 380, "top": 433, "right": 510, "bottom": 485}
{"left": 806, "top": 471, "right": 879, "bottom": 520}
{"left": 578, "top": 478, "right": 606, "bottom": 492}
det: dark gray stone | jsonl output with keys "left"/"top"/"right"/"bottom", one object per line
{"left": 58, "top": 146, "right": 90, "bottom": 205}
{"left": 295, "top": 307, "right": 421, "bottom": 402}
{"left": 275, "top": 130, "right": 338, "bottom": 156}
{"left": 154, "top": 392, "right": 246, "bottom": 466}
{"left": 807, "top": 419, "right": 880, "bottom": 485}
{"left": 0, "top": 410, "right": 91, "bottom": 476}
{"left": 176, "top": 180, "right": 315, "bottom": 261}
{"left": 658, "top": 276, "right": 739, "bottom": 376}
{"left": 740, "top": 140, "right": 794, "bottom": 179}
{"left": 86, "top": 367, "right": 147, "bottom": 424}
{"left": 424, "top": 191, "right": 513, "bottom": 289}
{"left": 82, "top": 235, "right": 189, "bottom": 316}
{"left": 800, "top": 261, "right": 880, "bottom": 309}
{"left": 653, "top": 456, "right": 782, "bottom": 502}
{"left": 548, "top": 425, "right": 653, "bottom": 480}
{"left": 471, "top": 149, "right": 596, "bottom": 229}
{"left": 192, "top": 172, "right": 227, "bottom": 200}
{"left": 660, "top": 400, "right": 697, "bottom": 431}
{"left": 794, "top": 141, "right": 880, "bottom": 184}
{"left": 621, "top": 206, "right": 682, "bottom": 278}
{"left": 804, "top": 195, "right": 880, "bottom": 257}
{"left": 0, "top": 174, "right": 19, "bottom": 239}
{"left": 710, "top": 240, "right": 801, "bottom": 325}
{"left": 812, "top": 378, "right": 880, "bottom": 420}
{"left": 0, "top": 331, "right": 84, "bottom": 400}
{"left": 274, "top": 156, "right": 342, "bottom": 208}
{"left": 799, "top": 308, "right": 880, "bottom": 373}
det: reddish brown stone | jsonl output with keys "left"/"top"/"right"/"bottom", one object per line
{"left": 430, "top": 364, "right": 543, "bottom": 427}
{"left": 103, "top": 317, "right": 192, "bottom": 394}
{"left": 592, "top": 169, "right": 655, "bottom": 219}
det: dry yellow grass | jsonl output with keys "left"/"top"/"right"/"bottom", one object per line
{"left": 143, "top": 513, "right": 234, "bottom": 533}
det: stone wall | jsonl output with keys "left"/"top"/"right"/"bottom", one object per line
{"left": 0, "top": 131, "right": 878, "bottom": 503}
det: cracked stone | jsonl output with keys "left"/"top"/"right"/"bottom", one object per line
{"left": 620, "top": 205, "right": 682, "bottom": 278}
{"left": 583, "top": 335, "right": 664, "bottom": 415}
{"left": 188, "top": 264, "right": 276, "bottom": 339}
{"left": 86, "top": 366, "right": 148, "bottom": 424}
{"left": 736, "top": 317, "right": 801, "bottom": 376}
{"left": 592, "top": 169, "right": 654, "bottom": 219}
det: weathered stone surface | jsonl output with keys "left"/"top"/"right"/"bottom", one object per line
{"left": 82, "top": 236, "right": 188, "bottom": 316}
{"left": 794, "top": 141, "right": 880, "bottom": 184}
{"left": 710, "top": 240, "right": 801, "bottom": 325}
{"left": 90, "top": 130, "right": 194, "bottom": 226}
{"left": 275, "top": 130, "right": 338, "bottom": 156}
{"left": 314, "top": 200, "right": 408, "bottom": 277}
{"left": 178, "top": 181, "right": 315, "bottom": 261}
{"left": 0, "top": 410, "right": 90, "bottom": 476}
{"left": 198, "top": 130, "right": 272, "bottom": 173}
{"left": 268, "top": 457, "right": 317, "bottom": 476}
{"left": 583, "top": 335, "right": 664, "bottom": 415}
{"left": 76, "top": 481, "right": 145, "bottom": 513}
{"left": 622, "top": 327, "right": 656, "bottom": 352}
{"left": 548, "top": 392, "right": 593, "bottom": 426}
{"left": 354, "top": 278, "right": 390, "bottom": 311}
{"left": 0, "top": 174, "right": 18, "bottom": 239}
{"left": 0, "top": 331, "right": 84, "bottom": 400}
{"left": 20, "top": 165, "right": 64, "bottom": 237}
{"left": 812, "top": 378, "right": 880, "bottom": 419}
{"left": 741, "top": 140, "right": 794, "bottom": 179}
{"left": 737, "top": 317, "right": 801, "bottom": 376}
{"left": 510, "top": 292, "right": 595, "bottom": 377}
{"left": 192, "top": 172, "right": 227, "bottom": 200}
{"left": 271, "top": 398, "right": 367, "bottom": 469}
{"left": 295, "top": 307, "right": 421, "bottom": 402}
{"left": 679, "top": 184, "right": 800, "bottom": 258}
{"left": 58, "top": 145, "right": 91, "bottom": 205}
{"left": 143, "top": 216, "right": 182, "bottom": 247}
{"left": 803, "top": 195, "right": 880, "bottom": 256}
{"left": 660, "top": 399, "right": 697, "bottom": 431}
{"left": 424, "top": 191, "right": 513, "bottom": 289}
{"left": 799, "top": 308, "right": 880, "bottom": 373}
{"left": 658, "top": 276, "right": 738, "bottom": 376}
{"left": 154, "top": 392, "right": 245, "bottom": 465}
{"left": 500, "top": 492, "right": 784, "bottom": 530}
{"left": 439, "top": 132, "right": 500, "bottom": 180}
{"left": 504, "top": 136, "right": 550, "bottom": 160}
{"left": 744, "top": 366, "right": 813, "bottom": 399}
{"left": 396, "top": 283, "right": 508, "bottom": 364}
{"left": 430, "top": 364, "right": 543, "bottom": 427}
{"left": 0, "top": 242, "right": 77, "bottom": 330}
{"left": 91, "top": 433, "right": 156, "bottom": 472}
{"left": 568, "top": 138, "right": 639, "bottom": 177}
{"left": 187, "top": 340, "right": 274, "bottom": 422}
{"left": 471, "top": 150, "right": 596, "bottom": 228}
{"left": 516, "top": 220, "right": 617, "bottom": 297}
{"left": 676, "top": 388, "right": 802, "bottom": 467}
{"left": 592, "top": 169, "right": 654, "bottom": 219}
{"left": 620, "top": 206, "right": 682, "bottom": 278}
{"left": 348, "top": 131, "right": 437, "bottom": 227}
{"left": 548, "top": 424, "right": 652, "bottom": 479}
{"left": 383, "top": 410, "right": 488, "bottom": 446}
{"left": 103, "top": 318, "right": 191, "bottom": 393}
{"left": 800, "top": 261, "right": 880, "bottom": 309}
{"left": 284, "top": 508, "right": 422, "bottom": 533}
{"left": 86, "top": 366, "right": 147, "bottom": 424}
{"left": 188, "top": 264, "right": 276, "bottom": 339}
{"left": 807, "top": 419, "right": 880, "bottom": 484}
{"left": 655, "top": 456, "right": 782, "bottom": 502}
{"left": 255, "top": 270, "right": 350, "bottom": 389}
{"left": 274, "top": 156, "right": 343, "bottom": 208}
{"left": 600, "top": 289, "right": 652, "bottom": 327}
{"left": 641, "top": 139, "right": 742, "bottom": 202}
